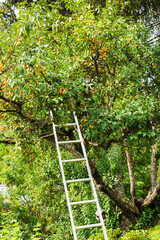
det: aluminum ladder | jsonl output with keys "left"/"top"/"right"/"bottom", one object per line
{"left": 50, "top": 110, "right": 108, "bottom": 240}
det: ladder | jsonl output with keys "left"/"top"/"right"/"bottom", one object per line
{"left": 50, "top": 110, "right": 108, "bottom": 240}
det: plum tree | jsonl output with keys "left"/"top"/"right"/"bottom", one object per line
{"left": 0, "top": 0, "right": 160, "bottom": 229}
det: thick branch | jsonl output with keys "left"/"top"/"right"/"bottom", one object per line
{"left": 151, "top": 145, "right": 157, "bottom": 191}
{"left": 124, "top": 138, "right": 138, "bottom": 206}
{"left": 0, "top": 109, "right": 17, "bottom": 113}
{"left": 0, "top": 140, "right": 16, "bottom": 144}
{"left": 143, "top": 184, "right": 160, "bottom": 206}
{"left": 143, "top": 144, "right": 160, "bottom": 206}
{"left": 0, "top": 94, "right": 21, "bottom": 105}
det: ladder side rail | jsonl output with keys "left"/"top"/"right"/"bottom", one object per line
{"left": 50, "top": 111, "right": 78, "bottom": 240}
{"left": 73, "top": 112, "right": 108, "bottom": 240}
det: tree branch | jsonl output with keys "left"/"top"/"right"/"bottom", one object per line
{"left": 143, "top": 184, "right": 160, "bottom": 206}
{"left": 0, "top": 140, "right": 16, "bottom": 144}
{"left": 105, "top": 64, "right": 111, "bottom": 77}
{"left": 0, "top": 94, "right": 47, "bottom": 125}
{"left": 0, "top": 67, "right": 10, "bottom": 76}
{"left": 0, "top": 94, "right": 23, "bottom": 106}
{"left": 39, "top": 133, "right": 54, "bottom": 140}
{"left": 149, "top": 34, "right": 160, "bottom": 43}
{"left": 0, "top": 109, "right": 17, "bottom": 113}
{"left": 123, "top": 137, "right": 138, "bottom": 207}
{"left": 40, "top": 71, "right": 52, "bottom": 85}
{"left": 151, "top": 145, "right": 158, "bottom": 191}
{"left": 87, "top": 128, "right": 131, "bottom": 151}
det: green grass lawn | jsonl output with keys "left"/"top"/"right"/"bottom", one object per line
{"left": 150, "top": 223, "right": 160, "bottom": 239}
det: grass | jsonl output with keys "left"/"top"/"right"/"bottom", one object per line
{"left": 150, "top": 223, "right": 160, "bottom": 238}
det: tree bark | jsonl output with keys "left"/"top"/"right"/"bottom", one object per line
{"left": 0, "top": 140, "right": 16, "bottom": 144}
{"left": 151, "top": 145, "right": 157, "bottom": 191}
{"left": 143, "top": 184, "right": 160, "bottom": 206}
{"left": 124, "top": 138, "right": 138, "bottom": 208}
{"left": 143, "top": 144, "right": 160, "bottom": 206}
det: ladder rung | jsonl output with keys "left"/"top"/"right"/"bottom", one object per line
{"left": 55, "top": 123, "right": 77, "bottom": 127}
{"left": 58, "top": 140, "right": 81, "bottom": 144}
{"left": 70, "top": 199, "right": 96, "bottom": 205}
{"left": 66, "top": 178, "right": 91, "bottom": 183}
{"left": 62, "top": 158, "right": 85, "bottom": 163}
{"left": 75, "top": 223, "right": 102, "bottom": 230}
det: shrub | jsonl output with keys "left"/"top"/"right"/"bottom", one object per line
{"left": 121, "top": 229, "right": 159, "bottom": 240}
{"left": 88, "top": 233, "right": 104, "bottom": 240}
{"left": 88, "top": 228, "right": 122, "bottom": 240}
